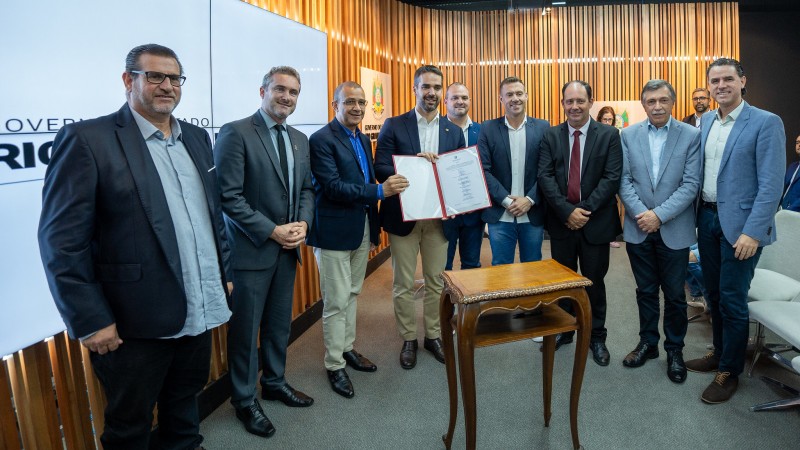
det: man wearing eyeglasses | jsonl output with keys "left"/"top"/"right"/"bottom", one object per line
{"left": 682, "top": 88, "right": 711, "bottom": 128}
{"left": 214, "top": 66, "right": 315, "bottom": 438}
{"left": 39, "top": 44, "right": 231, "bottom": 449}
{"left": 307, "top": 81, "right": 408, "bottom": 398}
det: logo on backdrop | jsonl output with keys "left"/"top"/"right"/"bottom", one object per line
{"left": 360, "top": 67, "right": 391, "bottom": 141}
{"left": 371, "top": 79, "right": 385, "bottom": 120}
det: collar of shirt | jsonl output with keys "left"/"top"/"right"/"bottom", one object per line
{"left": 646, "top": 116, "right": 673, "bottom": 132}
{"left": 714, "top": 100, "right": 745, "bottom": 124}
{"left": 567, "top": 119, "right": 591, "bottom": 137}
{"left": 415, "top": 108, "right": 440, "bottom": 126}
{"left": 504, "top": 116, "right": 527, "bottom": 131}
{"left": 259, "top": 108, "right": 282, "bottom": 130}
{"left": 129, "top": 104, "right": 181, "bottom": 142}
{"left": 335, "top": 117, "right": 362, "bottom": 140}
{"left": 455, "top": 116, "right": 473, "bottom": 132}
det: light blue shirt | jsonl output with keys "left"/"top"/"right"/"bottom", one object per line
{"left": 259, "top": 109, "right": 296, "bottom": 215}
{"left": 647, "top": 117, "right": 672, "bottom": 185}
{"left": 130, "top": 106, "right": 230, "bottom": 338}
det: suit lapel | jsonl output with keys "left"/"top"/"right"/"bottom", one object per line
{"left": 361, "top": 133, "right": 375, "bottom": 182}
{"left": 558, "top": 122, "right": 571, "bottom": 180}
{"left": 468, "top": 123, "right": 479, "bottom": 147}
{"left": 581, "top": 120, "right": 598, "bottom": 177}
{"left": 656, "top": 120, "right": 681, "bottom": 185}
{"left": 331, "top": 121, "right": 362, "bottom": 171}
{"left": 636, "top": 122, "right": 655, "bottom": 188}
{"left": 115, "top": 106, "right": 182, "bottom": 285}
{"left": 253, "top": 111, "right": 288, "bottom": 192}
{"left": 524, "top": 118, "right": 538, "bottom": 177}
{"left": 439, "top": 116, "right": 454, "bottom": 152}
{"left": 719, "top": 102, "right": 750, "bottom": 173}
{"left": 499, "top": 119, "right": 512, "bottom": 171}
{"left": 403, "top": 110, "right": 422, "bottom": 154}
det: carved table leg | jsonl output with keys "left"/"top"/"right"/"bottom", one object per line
{"left": 542, "top": 332, "right": 555, "bottom": 427}
{"left": 569, "top": 290, "right": 592, "bottom": 450}
{"left": 458, "top": 304, "right": 480, "bottom": 450}
{"left": 440, "top": 294, "right": 457, "bottom": 449}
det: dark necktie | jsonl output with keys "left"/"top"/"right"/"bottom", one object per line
{"left": 274, "top": 124, "right": 290, "bottom": 187}
{"left": 567, "top": 130, "right": 581, "bottom": 204}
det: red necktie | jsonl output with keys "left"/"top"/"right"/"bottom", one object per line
{"left": 567, "top": 130, "right": 581, "bottom": 204}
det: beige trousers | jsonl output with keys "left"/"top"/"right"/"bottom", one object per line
{"left": 314, "top": 220, "right": 371, "bottom": 371}
{"left": 388, "top": 220, "right": 448, "bottom": 341}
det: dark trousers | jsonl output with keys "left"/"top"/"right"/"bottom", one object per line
{"left": 90, "top": 331, "right": 212, "bottom": 450}
{"left": 228, "top": 249, "right": 298, "bottom": 409}
{"left": 626, "top": 231, "right": 688, "bottom": 350}
{"left": 697, "top": 206, "right": 761, "bottom": 377}
{"left": 551, "top": 230, "right": 611, "bottom": 342}
{"left": 442, "top": 213, "right": 484, "bottom": 270}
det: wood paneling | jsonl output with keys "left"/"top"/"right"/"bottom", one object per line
{"left": 3, "top": 2, "right": 738, "bottom": 448}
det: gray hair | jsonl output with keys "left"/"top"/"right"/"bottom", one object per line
{"left": 640, "top": 79, "right": 676, "bottom": 102}
{"left": 261, "top": 66, "right": 301, "bottom": 90}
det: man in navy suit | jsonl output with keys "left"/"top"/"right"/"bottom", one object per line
{"left": 308, "top": 81, "right": 408, "bottom": 398}
{"left": 442, "top": 82, "right": 483, "bottom": 270}
{"left": 781, "top": 135, "right": 800, "bottom": 212}
{"left": 374, "top": 65, "right": 466, "bottom": 369}
{"left": 215, "top": 66, "right": 316, "bottom": 438}
{"left": 478, "top": 76, "right": 549, "bottom": 266}
{"left": 538, "top": 80, "right": 623, "bottom": 366}
{"left": 685, "top": 58, "right": 785, "bottom": 404}
{"left": 38, "top": 44, "right": 231, "bottom": 449}
{"left": 618, "top": 79, "right": 701, "bottom": 383}
{"left": 681, "top": 88, "right": 711, "bottom": 129}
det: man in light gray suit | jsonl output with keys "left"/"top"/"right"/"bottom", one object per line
{"left": 215, "top": 66, "right": 315, "bottom": 438}
{"left": 684, "top": 58, "right": 785, "bottom": 404}
{"left": 619, "top": 79, "right": 701, "bottom": 384}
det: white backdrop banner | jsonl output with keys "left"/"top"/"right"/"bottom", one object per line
{"left": 590, "top": 101, "right": 646, "bottom": 129}
{"left": 359, "top": 67, "right": 392, "bottom": 141}
{"left": 0, "top": 0, "right": 327, "bottom": 357}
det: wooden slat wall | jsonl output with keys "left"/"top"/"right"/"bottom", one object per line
{"left": 1, "top": 1, "right": 738, "bottom": 448}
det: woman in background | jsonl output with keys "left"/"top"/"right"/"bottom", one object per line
{"left": 596, "top": 106, "right": 623, "bottom": 248}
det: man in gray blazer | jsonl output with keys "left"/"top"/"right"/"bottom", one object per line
{"left": 215, "top": 66, "right": 315, "bottom": 438}
{"left": 685, "top": 58, "right": 785, "bottom": 404}
{"left": 619, "top": 80, "right": 701, "bottom": 384}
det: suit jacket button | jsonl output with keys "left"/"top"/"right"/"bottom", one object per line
{"left": 282, "top": 194, "right": 287, "bottom": 199}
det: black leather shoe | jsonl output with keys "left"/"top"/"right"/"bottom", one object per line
{"left": 622, "top": 341, "right": 659, "bottom": 368}
{"left": 235, "top": 400, "right": 276, "bottom": 438}
{"left": 262, "top": 384, "right": 314, "bottom": 407}
{"left": 423, "top": 337, "right": 445, "bottom": 364}
{"left": 540, "top": 333, "right": 574, "bottom": 352}
{"left": 667, "top": 349, "right": 688, "bottom": 383}
{"left": 327, "top": 369, "right": 354, "bottom": 398}
{"left": 343, "top": 350, "right": 377, "bottom": 372}
{"left": 590, "top": 342, "right": 610, "bottom": 366}
{"left": 400, "top": 340, "right": 418, "bottom": 369}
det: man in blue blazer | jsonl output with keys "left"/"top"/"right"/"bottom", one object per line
{"left": 479, "top": 76, "right": 549, "bottom": 265}
{"left": 442, "top": 82, "right": 483, "bottom": 270}
{"left": 308, "top": 81, "right": 407, "bottom": 398}
{"left": 374, "top": 65, "right": 466, "bottom": 369}
{"left": 38, "top": 44, "right": 231, "bottom": 449}
{"left": 781, "top": 135, "right": 800, "bottom": 212}
{"left": 619, "top": 80, "right": 701, "bottom": 383}
{"left": 538, "top": 81, "right": 623, "bottom": 366}
{"left": 684, "top": 58, "right": 785, "bottom": 404}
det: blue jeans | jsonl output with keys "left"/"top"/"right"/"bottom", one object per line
{"left": 487, "top": 221, "right": 544, "bottom": 266}
{"left": 442, "top": 214, "right": 484, "bottom": 270}
{"left": 686, "top": 261, "right": 706, "bottom": 297}
{"left": 697, "top": 205, "right": 761, "bottom": 377}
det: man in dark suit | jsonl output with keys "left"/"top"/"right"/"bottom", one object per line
{"left": 781, "top": 135, "right": 800, "bottom": 212}
{"left": 38, "top": 44, "right": 231, "bottom": 449}
{"left": 479, "top": 76, "right": 549, "bottom": 265}
{"left": 538, "top": 80, "right": 623, "bottom": 366}
{"left": 215, "top": 66, "right": 315, "bottom": 438}
{"left": 442, "top": 82, "right": 483, "bottom": 270}
{"left": 681, "top": 88, "right": 710, "bottom": 129}
{"left": 685, "top": 58, "right": 785, "bottom": 404}
{"left": 374, "top": 65, "right": 466, "bottom": 369}
{"left": 308, "top": 81, "right": 408, "bottom": 398}
{"left": 619, "top": 80, "right": 701, "bottom": 383}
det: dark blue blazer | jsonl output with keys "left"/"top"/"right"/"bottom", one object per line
{"left": 478, "top": 116, "right": 549, "bottom": 225}
{"left": 783, "top": 161, "right": 800, "bottom": 212}
{"left": 307, "top": 119, "right": 380, "bottom": 250}
{"left": 374, "top": 110, "right": 466, "bottom": 236}
{"left": 38, "top": 104, "right": 231, "bottom": 339}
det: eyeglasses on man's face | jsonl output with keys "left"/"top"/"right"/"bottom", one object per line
{"left": 692, "top": 96, "right": 709, "bottom": 102}
{"left": 130, "top": 70, "right": 186, "bottom": 87}
{"left": 342, "top": 99, "right": 368, "bottom": 107}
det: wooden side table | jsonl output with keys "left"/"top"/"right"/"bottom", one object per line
{"left": 439, "top": 259, "right": 592, "bottom": 450}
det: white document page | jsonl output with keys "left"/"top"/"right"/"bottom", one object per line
{"left": 394, "top": 155, "right": 443, "bottom": 220}
{"left": 436, "top": 146, "right": 491, "bottom": 215}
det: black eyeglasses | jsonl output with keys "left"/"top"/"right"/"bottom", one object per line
{"left": 342, "top": 99, "right": 368, "bottom": 107}
{"left": 130, "top": 70, "right": 186, "bottom": 86}
{"left": 692, "top": 96, "right": 709, "bottom": 102}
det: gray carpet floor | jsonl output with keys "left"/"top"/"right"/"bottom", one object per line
{"left": 200, "top": 240, "right": 799, "bottom": 449}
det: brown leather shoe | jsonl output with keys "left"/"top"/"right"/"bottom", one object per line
{"left": 400, "top": 340, "right": 418, "bottom": 369}
{"left": 685, "top": 351, "right": 720, "bottom": 373}
{"left": 423, "top": 337, "right": 445, "bottom": 364}
{"left": 701, "top": 372, "right": 738, "bottom": 404}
